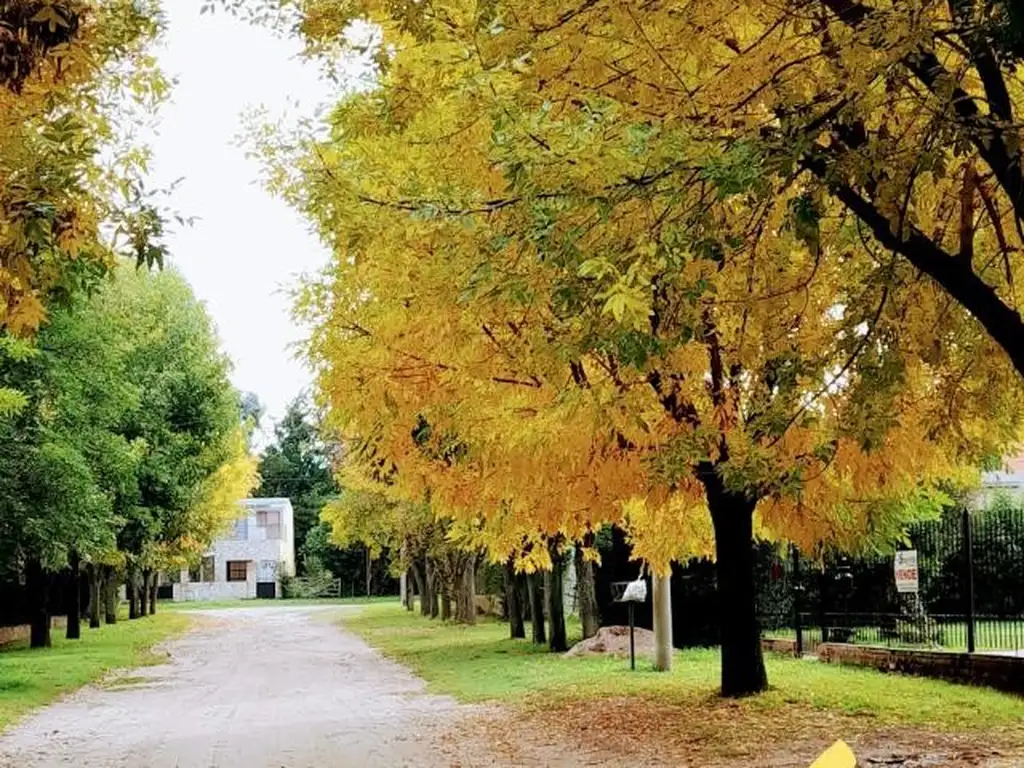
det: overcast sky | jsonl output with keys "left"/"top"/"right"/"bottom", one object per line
{"left": 147, "top": 5, "right": 342, "bottom": 447}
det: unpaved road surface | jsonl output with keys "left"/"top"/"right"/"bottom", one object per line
{"left": 0, "top": 606, "right": 472, "bottom": 768}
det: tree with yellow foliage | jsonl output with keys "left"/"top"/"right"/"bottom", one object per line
{"left": 0, "top": 1, "right": 170, "bottom": 340}
{"left": 237, "top": 0, "right": 1024, "bottom": 695}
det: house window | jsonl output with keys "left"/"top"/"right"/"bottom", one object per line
{"left": 227, "top": 561, "right": 248, "bottom": 582}
{"left": 256, "top": 509, "right": 281, "bottom": 540}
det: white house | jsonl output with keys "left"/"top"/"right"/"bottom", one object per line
{"left": 172, "top": 498, "right": 296, "bottom": 601}
{"left": 972, "top": 454, "right": 1024, "bottom": 508}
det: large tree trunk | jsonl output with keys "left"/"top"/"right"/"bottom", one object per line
{"left": 546, "top": 541, "right": 568, "bottom": 652}
{"left": 88, "top": 565, "right": 102, "bottom": 629}
{"left": 127, "top": 568, "right": 139, "bottom": 619}
{"left": 574, "top": 534, "right": 599, "bottom": 640}
{"left": 652, "top": 574, "right": 673, "bottom": 671}
{"left": 103, "top": 566, "right": 118, "bottom": 624}
{"left": 705, "top": 473, "right": 768, "bottom": 697}
{"left": 527, "top": 571, "right": 546, "bottom": 645}
{"left": 26, "top": 558, "right": 51, "bottom": 649}
{"left": 66, "top": 551, "right": 82, "bottom": 640}
{"left": 504, "top": 559, "right": 525, "bottom": 639}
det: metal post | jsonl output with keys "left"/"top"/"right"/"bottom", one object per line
{"left": 963, "top": 507, "right": 976, "bottom": 653}
{"left": 628, "top": 602, "right": 636, "bottom": 671}
{"left": 792, "top": 545, "right": 804, "bottom": 657}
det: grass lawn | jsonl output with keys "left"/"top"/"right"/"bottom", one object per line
{"left": 163, "top": 595, "right": 399, "bottom": 611}
{"left": 343, "top": 604, "right": 1024, "bottom": 731}
{"left": 0, "top": 612, "right": 190, "bottom": 734}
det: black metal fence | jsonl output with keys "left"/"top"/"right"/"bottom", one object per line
{"left": 760, "top": 505, "right": 1024, "bottom": 656}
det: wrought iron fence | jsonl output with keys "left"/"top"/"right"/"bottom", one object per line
{"left": 759, "top": 505, "right": 1024, "bottom": 656}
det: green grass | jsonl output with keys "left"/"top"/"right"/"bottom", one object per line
{"left": 163, "top": 596, "right": 399, "bottom": 611}
{"left": 0, "top": 612, "right": 190, "bottom": 734}
{"left": 343, "top": 604, "right": 1024, "bottom": 730}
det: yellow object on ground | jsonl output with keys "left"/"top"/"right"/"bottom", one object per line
{"left": 810, "top": 740, "right": 856, "bottom": 768}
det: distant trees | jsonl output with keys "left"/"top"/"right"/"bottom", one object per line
{"left": 0, "top": 264, "right": 257, "bottom": 646}
{"left": 256, "top": 397, "right": 337, "bottom": 570}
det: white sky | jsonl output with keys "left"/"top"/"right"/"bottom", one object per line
{"left": 147, "top": 4, "right": 340, "bottom": 446}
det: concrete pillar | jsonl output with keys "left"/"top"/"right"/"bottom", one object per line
{"left": 652, "top": 574, "right": 673, "bottom": 671}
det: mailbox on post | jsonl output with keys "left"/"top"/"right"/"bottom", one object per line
{"left": 611, "top": 578, "right": 647, "bottom": 670}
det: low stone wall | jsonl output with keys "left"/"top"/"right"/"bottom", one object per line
{"left": 817, "top": 643, "right": 1024, "bottom": 695}
{"left": 0, "top": 616, "right": 68, "bottom": 647}
{"left": 173, "top": 581, "right": 251, "bottom": 602}
{"left": 761, "top": 637, "right": 798, "bottom": 655}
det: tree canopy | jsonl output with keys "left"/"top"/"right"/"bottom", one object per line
{"left": 230, "top": 0, "right": 1024, "bottom": 695}
{"left": 0, "top": 263, "right": 257, "bottom": 589}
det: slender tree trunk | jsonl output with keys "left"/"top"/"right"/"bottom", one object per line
{"left": 527, "top": 571, "right": 546, "bottom": 645}
{"left": 138, "top": 570, "right": 150, "bottom": 617}
{"left": 148, "top": 572, "right": 157, "bottom": 615}
{"left": 365, "top": 547, "right": 373, "bottom": 598}
{"left": 457, "top": 553, "right": 477, "bottom": 625}
{"left": 504, "top": 559, "right": 525, "bottom": 639}
{"left": 575, "top": 534, "right": 599, "bottom": 640}
{"left": 440, "top": 580, "right": 452, "bottom": 621}
{"left": 704, "top": 472, "right": 768, "bottom": 697}
{"left": 426, "top": 558, "right": 439, "bottom": 619}
{"left": 66, "top": 551, "right": 81, "bottom": 640}
{"left": 26, "top": 558, "right": 51, "bottom": 649}
{"left": 652, "top": 574, "right": 673, "bottom": 671}
{"left": 103, "top": 566, "right": 118, "bottom": 624}
{"left": 127, "top": 568, "right": 138, "bottom": 619}
{"left": 412, "top": 563, "right": 428, "bottom": 617}
{"left": 89, "top": 565, "right": 102, "bottom": 629}
{"left": 546, "top": 541, "right": 568, "bottom": 652}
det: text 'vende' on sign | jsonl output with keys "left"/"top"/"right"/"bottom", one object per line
{"left": 894, "top": 549, "right": 919, "bottom": 593}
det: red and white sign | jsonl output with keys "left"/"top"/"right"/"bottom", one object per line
{"left": 894, "top": 550, "right": 919, "bottom": 593}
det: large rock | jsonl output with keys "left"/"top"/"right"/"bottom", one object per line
{"left": 565, "top": 625, "right": 657, "bottom": 657}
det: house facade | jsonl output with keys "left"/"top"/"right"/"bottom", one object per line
{"left": 172, "top": 498, "right": 296, "bottom": 601}
{"left": 973, "top": 454, "right": 1024, "bottom": 508}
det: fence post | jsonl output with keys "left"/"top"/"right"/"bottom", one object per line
{"left": 792, "top": 545, "right": 803, "bottom": 657}
{"left": 963, "top": 507, "right": 976, "bottom": 653}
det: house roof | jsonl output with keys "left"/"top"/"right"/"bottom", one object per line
{"left": 241, "top": 497, "right": 294, "bottom": 509}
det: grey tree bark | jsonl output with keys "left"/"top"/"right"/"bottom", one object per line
{"left": 103, "top": 566, "right": 118, "bottom": 624}
{"left": 527, "top": 571, "right": 546, "bottom": 644}
{"left": 652, "top": 574, "right": 673, "bottom": 671}
{"left": 127, "top": 568, "right": 139, "bottom": 619}
{"left": 546, "top": 541, "right": 568, "bottom": 652}
{"left": 504, "top": 559, "right": 525, "bottom": 639}
{"left": 574, "top": 534, "right": 600, "bottom": 640}
{"left": 88, "top": 565, "right": 102, "bottom": 629}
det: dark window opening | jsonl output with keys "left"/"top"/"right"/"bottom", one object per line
{"left": 227, "top": 561, "right": 247, "bottom": 582}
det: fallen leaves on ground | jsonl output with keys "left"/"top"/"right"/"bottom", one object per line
{"left": 438, "top": 696, "right": 1024, "bottom": 767}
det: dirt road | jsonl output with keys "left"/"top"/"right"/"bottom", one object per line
{"left": 0, "top": 606, "right": 471, "bottom": 768}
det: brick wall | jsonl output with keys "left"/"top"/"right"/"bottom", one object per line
{"left": 817, "top": 642, "right": 1024, "bottom": 695}
{"left": 761, "top": 637, "right": 798, "bottom": 655}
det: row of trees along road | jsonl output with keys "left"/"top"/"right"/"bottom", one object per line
{"left": 0, "top": 264, "right": 259, "bottom": 646}
{"left": 0, "top": 1, "right": 259, "bottom": 647}
{"left": 226, "top": 0, "right": 1024, "bottom": 696}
